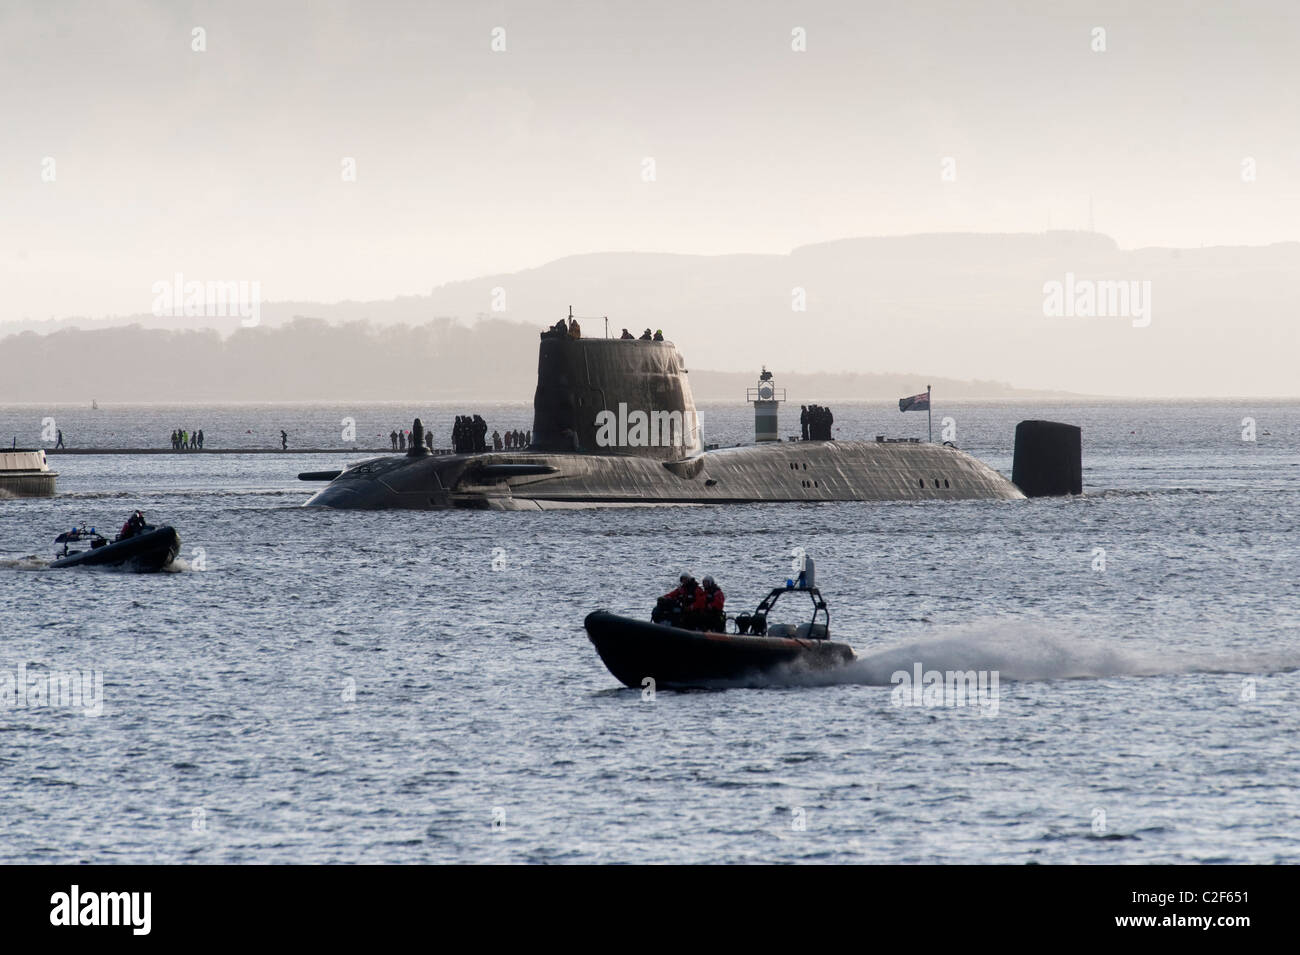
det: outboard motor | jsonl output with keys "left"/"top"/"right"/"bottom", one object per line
{"left": 1012, "top": 420, "right": 1082, "bottom": 497}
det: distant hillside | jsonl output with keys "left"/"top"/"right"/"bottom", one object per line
{"left": 0, "top": 318, "right": 1064, "bottom": 403}
{"left": 6, "top": 231, "right": 1299, "bottom": 396}
{"left": 687, "top": 370, "right": 1069, "bottom": 401}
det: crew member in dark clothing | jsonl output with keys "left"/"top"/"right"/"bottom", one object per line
{"left": 653, "top": 329, "right": 664, "bottom": 341}
{"left": 281, "top": 430, "right": 288, "bottom": 450}
{"left": 805, "top": 404, "right": 835, "bottom": 440}
{"left": 620, "top": 328, "right": 634, "bottom": 339}
{"left": 391, "top": 429, "right": 399, "bottom": 450}
{"left": 639, "top": 328, "right": 652, "bottom": 340}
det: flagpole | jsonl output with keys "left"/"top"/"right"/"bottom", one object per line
{"left": 927, "top": 385, "right": 932, "bottom": 443}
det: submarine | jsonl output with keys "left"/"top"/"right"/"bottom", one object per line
{"left": 302, "top": 317, "right": 1080, "bottom": 510}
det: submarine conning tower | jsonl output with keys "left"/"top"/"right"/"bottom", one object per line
{"left": 531, "top": 334, "right": 702, "bottom": 461}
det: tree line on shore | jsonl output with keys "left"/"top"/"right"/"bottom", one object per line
{"left": 0, "top": 317, "right": 539, "bottom": 402}
{"left": 0, "top": 314, "right": 1056, "bottom": 403}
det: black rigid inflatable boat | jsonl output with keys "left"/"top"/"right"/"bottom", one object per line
{"left": 585, "top": 560, "right": 856, "bottom": 688}
{"left": 50, "top": 521, "right": 181, "bottom": 572}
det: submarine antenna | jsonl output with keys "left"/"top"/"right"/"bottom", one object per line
{"left": 928, "top": 385, "right": 932, "bottom": 443}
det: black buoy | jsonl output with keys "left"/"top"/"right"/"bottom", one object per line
{"left": 1012, "top": 420, "right": 1082, "bottom": 497}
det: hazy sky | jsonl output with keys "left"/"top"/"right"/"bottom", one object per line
{"left": 3, "top": 0, "right": 1298, "bottom": 323}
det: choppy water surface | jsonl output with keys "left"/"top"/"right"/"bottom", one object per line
{"left": 1, "top": 400, "right": 1297, "bottom": 863}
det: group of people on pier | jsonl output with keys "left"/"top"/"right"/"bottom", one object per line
{"left": 390, "top": 428, "right": 434, "bottom": 452}
{"left": 491, "top": 429, "right": 530, "bottom": 451}
{"left": 170, "top": 428, "right": 204, "bottom": 450}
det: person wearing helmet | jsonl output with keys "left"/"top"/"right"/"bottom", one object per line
{"left": 653, "top": 573, "right": 699, "bottom": 626}
{"left": 117, "top": 510, "right": 146, "bottom": 541}
{"left": 653, "top": 329, "right": 664, "bottom": 341}
{"left": 693, "top": 576, "right": 726, "bottom": 632}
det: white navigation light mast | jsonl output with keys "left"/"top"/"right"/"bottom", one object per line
{"left": 746, "top": 367, "right": 786, "bottom": 442}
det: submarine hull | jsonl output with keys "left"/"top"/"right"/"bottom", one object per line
{"left": 303, "top": 332, "right": 1048, "bottom": 508}
{"left": 304, "top": 440, "right": 1024, "bottom": 509}
{"left": 584, "top": 611, "right": 856, "bottom": 689}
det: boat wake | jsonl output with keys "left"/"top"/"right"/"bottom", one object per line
{"left": 0, "top": 555, "right": 51, "bottom": 570}
{"left": 765, "top": 619, "right": 1300, "bottom": 688}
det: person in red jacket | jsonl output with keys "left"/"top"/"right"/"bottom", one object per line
{"left": 693, "top": 576, "right": 726, "bottom": 632}
{"left": 117, "top": 510, "right": 146, "bottom": 541}
{"left": 653, "top": 574, "right": 698, "bottom": 626}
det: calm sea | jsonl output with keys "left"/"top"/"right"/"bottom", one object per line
{"left": 1, "top": 399, "right": 1297, "bottom": 863}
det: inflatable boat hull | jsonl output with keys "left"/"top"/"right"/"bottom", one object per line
{"left": 50, "top": 526, "right": 181, "bottom": 572}
{"left": 584, "top": 610, "right": 855, "bottom": 688}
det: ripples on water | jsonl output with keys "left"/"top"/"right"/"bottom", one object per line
{"left": 0, "top": 401, "right": 1297, "bottom": 862}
